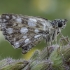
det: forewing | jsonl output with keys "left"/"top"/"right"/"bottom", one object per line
{"left": 0, "top": 14, "right": 44, "bottom": 53}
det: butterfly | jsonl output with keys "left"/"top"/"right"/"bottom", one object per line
{"left": 0, "top": 14, "right": 67, "bottom": 53}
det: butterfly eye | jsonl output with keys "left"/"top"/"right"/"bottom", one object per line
{"left": 58, "top": 22, "right": 63, "bottom": 27}
{"left": 58, "top": 19, "right": 67, "bottom": 27}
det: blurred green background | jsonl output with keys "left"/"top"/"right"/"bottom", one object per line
{"left": 0, "top": 0, "right": 70, "bottom": 60}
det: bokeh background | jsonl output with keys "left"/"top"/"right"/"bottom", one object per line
{"left": 0, "top": 0, "right": 70, "bottom": 60}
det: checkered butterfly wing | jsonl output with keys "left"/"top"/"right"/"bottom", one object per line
{"left": 0, "top": 14, "right": 48, "bottom": 53}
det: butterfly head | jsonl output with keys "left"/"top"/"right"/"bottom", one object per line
{"left": 51, "top": 19, "right": 67, "bottom": 28}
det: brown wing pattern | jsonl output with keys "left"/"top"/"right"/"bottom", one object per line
{"left": 0, "top": 14, "right": 45, "bottom": 53}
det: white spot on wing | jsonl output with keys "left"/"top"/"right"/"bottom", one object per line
{"left": 6, "top": 16, "right": 9, "bottom": 19}
{"left": 20, "top": 27, "right": 28, "bottom": 34}
{"left": 34, "top": 34, "right": 41, "bottom": 38}
{"left": 3, "top": 19, "right": 7, "bottom": 22}
{"left": 22, "top": 36, "right": 27, "bottom": 39}
{"left": 34, "top": 29, "right": 39, "bottom": 33}
{"left": 28, "top": 18, "right": 37, "bottom": 27}
{"left": 12, "top": 16, "right": 16, "bottom": 19}
{"left": 16, "top": 17, "right": 22, "bottom": 23}
{"left": 1, "top": 23, "right": 6, "bottom": 28}
{"left": 6, "top": 28, "right": 13, "bottom": 34}
{"left": 14, "top": 42, "right": 20, "bottom": 48}
{"left": 25, "top": 39, "right": 30, "bottom": 43}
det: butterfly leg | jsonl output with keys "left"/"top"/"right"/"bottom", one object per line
{"left": 59, "top": 33, "right": 69, "bottom": 45}
{"left": 49, "top": 34, "right": 53, "bottom": 46}
{"left": 54, "top": 29, "right": 58, "bottom": 44}
{"left": 46, "top": 34, "right": 52, "bottom": 59}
